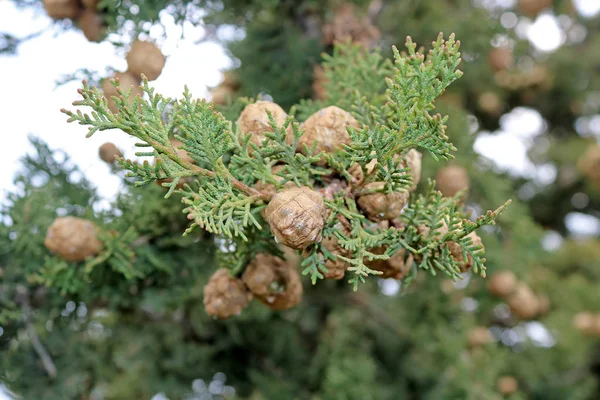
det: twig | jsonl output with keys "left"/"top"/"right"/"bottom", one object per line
{"left": 21, "top": 302, "right": 57, "bottom": 379}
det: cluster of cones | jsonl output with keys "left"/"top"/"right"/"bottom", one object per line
{"left": 203, "top": 253, "right": 302, "bottom": 319}
{"left": 488, "top": 270, "right": 550, "bottom": 320}
{"left": 43, "top": 0, "right": 106, "bottom": 42}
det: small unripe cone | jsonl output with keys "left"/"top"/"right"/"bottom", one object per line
{"left": 488, "top": 271, "right": 518, "bottom": 297}
{"left": 126, "top": 40, "right": 166, "bottom": 81}
{"left": 488, "top": 47, "right": 514, "bottom": 72}
{"left": 357, "top": 183, "right": 409, "bottom": 221}
{"left": 237, "top": 101, "right": 290, "bottom": 148}
{"left": 497, "top": 376, "right": 518, "bottom": 396}
{"left": 467, "top": 326, "right": 492, "bottom": 347}
{"left": 43, "top": 0, "right": 80, "bottom": 20}
{"left": 508, "top": 283, "right": 539, "bottom": 319}
{"left": 204, "top": 268, "right": 252, "bottom": 319}
{"left": 436, "top": 165, "right": 470, "bottom": 198}
{"left": 264, "top": 186, "right": 326, "bottom": 250}
{"left": 44, "top": 217, "right": 103, "bottom": 262}
{"left": 101, "top": 72, "right": 142, "bottom": 114}
{"left": 242, "top": 253, "right": 303, "bottom": 310}
{"left": 298, "top": 106, "right": 359, "bottom": 161}
{"left": 519, "top": 0, "right": 552, "bottom": 17}
{"left": 573, "top": 312, "right": 596, "bottom": 335}
{"left": 78, "top": 10, "right": 106, "bottom": 42}
{"left": 98, "top": 142, "right": 122, "bottom": 164}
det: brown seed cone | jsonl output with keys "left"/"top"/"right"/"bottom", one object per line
{"left": 98, "top": 142, "right": 122, "bottom": 164}
{"left": 312, "top": 65, "right": 328, "bottom": 100}
{"left": 298, "top": 106, "right": 359, "bottom": 162}
{"left": 170, "top": 138, "right": 195, "bottom": 165}
{"left": 488, "top": 47, "right": 514, "bottom": 72}
{"left": 305, "top": 216, "right": 351, "bottom": 280}
{"left": 537, "top": 294, "right": 551, "bottom": 315}
{"left": 488, "top": 271, "right": 518, "bottom": 297}
{"left": 222, "top": 71, "right": 240, "bottom": 90}
{"left": 203, "top": 268, "right": 252, "bottom": 319}
{"left": 477, "top": 92, "right": 504, "bottom": 116}
{"left": 81, "top": 0, "right": 98, "bottom": 9}
{"left": 357, "top": 182, "right": 409, "bottom": 221}
{"left": 368, "top": 248, "right": 412, "bottom": 280}
{"left": 497, "top": 376, "right": 519, "bottom": 396}
{"left": 44, "top": 217, "right": 103, "bottom": 262}
{"left": 254, "top": 165, "right": 296, "bottom": 197}
{"left": 318, "top": 179, "right": 348, "bottom": 201}
{"left": 43, "top": 0, "right": 80, "bottom": 20}
{"left": 78, "top": 10, "right": 106, "bottom": 43}
{"left": 101, "top": 71, "right": 142, "bottom": 114}
{"left": 446, "top": 231, "right": 483, "bottom": 273}
{"left": 321, "top": 2, "right": 380, "bottom": 48}
{"left": 467, "top": 326, "right": 492, "bottom": 347}
{"left": 264, "top": 186, "right": 327, "bottom": 250}
{"left": 154, "top": 138, "right": 195, "bottom": 188}
{"left": 507, "top": 282, "right": 540, "bottom": 320}
{"left": 210, "top": 85, "right": 234, "bottom": 105}
{"left": 573, "top": 312, "right": 596, "bottom": 335}
{"left": 242, "top": 253, "right": 303, "bottom": 310}
{"left": 402, "top": 149, "right": 422, "bottom": 191}
{"left": 519, "top": 0, "right": 552, "bottom": 17}
{"left": 237, "top": 101, "right": 291, "bottom": 148}
{"left": 126, "top": 40, "right": 166, "bottom": 81}
{"left": 577, "top": 145, "right": 600, "bottom": 184}
{"left": 436, "top": 165, "right": 470, "bottom": 198}
{"left": 348, "top": 163, "right": 364, "bottom": 186}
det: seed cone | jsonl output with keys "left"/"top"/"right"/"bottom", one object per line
{"left": 242, "top": 253, "right": 303, "bottom": 310}
{"left": 126, "top": 40, "right": 166, "bottom": 81}
{"left": 321, "top": 2, "right": 380, "bottom": 48}
{"left": 78, "top": 9, "right": 106, "bottom": 42}
{"left": 497, "top": 376, "right": 519, "bottom": 396}
{"left": 204, "top": 268, "right": 252, "bottom": 319}
{"left": 101, "top": 72, "right": 142, "bottom": 114}
{"left": 43, "top": 0, "right": 80, "bottom": 20}
{"left": 357, "top": 182, "right": 409, "bottom": 221}
{"left": 447, "top": 231, "right": 483, "bottom": 272}
{"left": 519, "top": 0, "right": 552, "bottom": 17}
{"left": 467, "top": 326, "right": 492, "bottom": 347}
{"left": 436, "top": 165, "right": 470, "bottom": 198}
{"left": 264, "top": 186, "right": 327, "bottom": 250}
{"left": 44, "top": 217, "right": 103, "bottom": 262}
{"left": 403, "top": 149, "right": 423, "bottom": 191}
{"left": 488, "top": 270, "right": 518, "bottom": 297}
{"left": 237, "top": 101, "right": 290, "bottom": 148}
{"left": 508, "top": 282, "right": 539, "bottom": 319}
{"left": 98, "top": 142, "right": 122, "bottom": 164}
{"left": 488, "top": 47, "right": 514, "bottom": 72}
{"left": 298, "top": 106, "right": 359, "bottom": 161}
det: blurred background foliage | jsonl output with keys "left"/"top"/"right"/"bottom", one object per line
{"left": 1, "top": 0, "right": 600, "bottom": 399}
